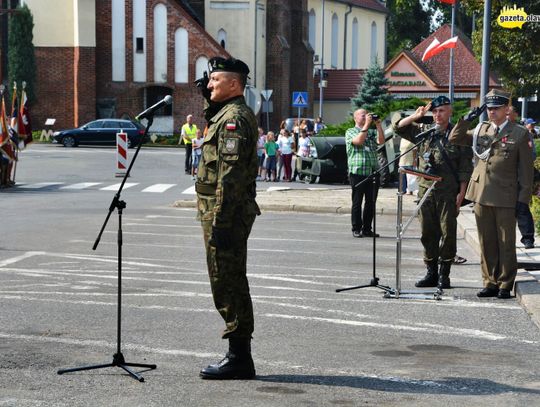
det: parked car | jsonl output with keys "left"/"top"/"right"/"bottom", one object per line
{"left": 52, "top": 119, "right": 145, "bottom": 148}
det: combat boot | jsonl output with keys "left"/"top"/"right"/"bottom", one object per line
{"left": 200, "top": 338, "right": 256, "bottom": 380}
{"left": 415, "top": 261, "right": 439, "bottom": 287}
{"left": 437, "top": 261, "right": 452, "bottom": 289}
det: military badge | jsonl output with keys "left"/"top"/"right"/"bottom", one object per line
{"left": 226, "top": 121, "right": 237, "bottom": 131}
{"left": 225, "top": 138, "right": 236, "bottom": 152}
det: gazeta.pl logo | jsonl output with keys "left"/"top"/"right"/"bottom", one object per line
{"left": 497, "top": 4, "right": 540, "bottom": 28}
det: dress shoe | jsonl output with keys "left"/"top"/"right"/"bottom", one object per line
{"left": 497, "top": 289, "right": 512, "bottom": 299}
{"left": 362, "top": 230, "right": 380, "bottom": 238}
{"left": 523, "top": 240, "right": 534, "bottom": 249}
{"left": 352, "top": 230, "right": 363, "bottom": 238}
{"left": 477, "top": 287, "right": 499, "bottom": 297}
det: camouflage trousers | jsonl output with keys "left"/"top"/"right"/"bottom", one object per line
{"left": 201, "top": 211, "right": 256, "bottom": 339}
{"left": 418, "top": 188, "right": 457, "bottom": 264}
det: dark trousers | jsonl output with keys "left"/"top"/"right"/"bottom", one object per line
{"left": 350, "top": 173, "right": 379, "bottom": 233}
{"left": 516, "top": 201, "right": 535, "bottom": 244}
{"left": 185, "top": 144, "right": 193, "bottom": 173}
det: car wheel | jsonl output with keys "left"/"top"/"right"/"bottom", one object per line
{"left": 304, "top": 174, "right": 317, "bottom": 184}
{"left": 63, "top": 136, "right": 76, "bottom": 147}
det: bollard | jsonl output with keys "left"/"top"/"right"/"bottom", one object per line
{"left": 116, "top": 130, "right": 129, "bottom": 177}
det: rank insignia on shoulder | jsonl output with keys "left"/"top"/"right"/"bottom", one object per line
{"left": 226, "top": 121, "right": 237, "bottom": 131}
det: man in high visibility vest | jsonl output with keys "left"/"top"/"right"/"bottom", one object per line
{"left": 180, "top": 114, "right": 198, "bottom": 174}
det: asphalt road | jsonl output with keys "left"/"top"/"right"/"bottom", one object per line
{"left": 1, "top": 144, "right": 540, "bottom": 406}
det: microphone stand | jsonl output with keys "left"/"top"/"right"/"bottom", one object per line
{"left": 58, "top": 116, "right": 157, "bottom": 382}
{"left": 336, "top": 134, "right": 436, "bottom": 296}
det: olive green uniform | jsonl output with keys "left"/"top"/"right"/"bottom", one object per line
{"left": 196, "top": 96, "right": 260, "bottom": 339}
{"left": 449, "top": 119, "right": 533, "bottom": 290}
{"left": 394, "top": 121, "right": 473, "bottom": 263}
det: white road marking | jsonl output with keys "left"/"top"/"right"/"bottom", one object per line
{"left": 100, "top": 182, "right": 139, "bottom": 191}
{"left": 60, "top": 182, "right": 102, "bottom": 189}
{"left": 142, "top": 183, "right": 176, "bottom": 193}
{"left": 0, "top": 251, "right": 45, "bottom": 268}
{"left": 22, "top": 182, "right": 64, "bottom": 189}
{"left": 267, "top": 186, "right": 291, "bottom": 192}
{"left": 181, "top": 185, "right": 196, "bottom": 195}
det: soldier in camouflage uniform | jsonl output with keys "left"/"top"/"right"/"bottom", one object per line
{"left": 394, "top": 96, "right": 473, "bottom": 289}
{"left": 194, "top": 57, "right": 260, "bottom": 379}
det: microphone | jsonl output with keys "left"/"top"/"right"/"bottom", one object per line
{"left": 414, "top": 124, "right": 440, "bottom": 142}
{"left": 136, "top": 95, "right": 173, "bottom": 120}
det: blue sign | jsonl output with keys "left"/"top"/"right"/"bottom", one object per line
{"left": 292, "top": 91, "right": 308, "bottom": 108}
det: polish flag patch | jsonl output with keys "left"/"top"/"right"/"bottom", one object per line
{"left": 226, "top": 122, "right": 236, "bottom": 131}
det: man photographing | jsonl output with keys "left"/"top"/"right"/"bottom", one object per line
{"left": 394, "top": 96, "right": 472, "bottom": 289}
{"left": 194, "top": 57, "right": 260, "bottom": 379}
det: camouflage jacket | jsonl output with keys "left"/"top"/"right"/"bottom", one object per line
{"left": 195, "top": 96, "right": 260, "bottom": 227}
{"left": 394, "top": 120, "right": 473, "bottom": 196}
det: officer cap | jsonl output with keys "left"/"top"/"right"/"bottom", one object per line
{"left": 208, "top": 57, "right": 250, "bottom": 76}
{"left": 485, "top": 89, "right": 510, "bottom": 108}
{"left": 429, "top": 96, "right": 451, "bottom": 111}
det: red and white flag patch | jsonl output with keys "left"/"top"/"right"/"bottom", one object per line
{"left": 226, "top": 122, "right": 236, "bottom": 131}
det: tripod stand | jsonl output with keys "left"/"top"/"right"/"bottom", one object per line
{"left": 336, "top": 132, "right": 438, "bottom": 298}
{"left": 58, "top": 118, "right": 157, "bottom": 382}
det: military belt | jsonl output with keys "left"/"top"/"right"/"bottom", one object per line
{"left": 195, "top": 183, "right": 217, "bottom": 195}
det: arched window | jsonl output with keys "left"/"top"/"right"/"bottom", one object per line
{"left": 351, "top": 18, "right": 359, "bottom": 69}
{"left": 195, "top": 56, "right": 209, "bottom": 80}
{"left": 153, "top": 4, "right": 167, "bottom": 83}
{"left": 308, "top": 9, "right": 316, "bottom": 49}
{"left": 217, "top": 29, "right": 227, "bottom": 49}
{"left": 331, "top": 13, "right": 338, "bottom": 68}
{"left": 133, "top": 0, "right": 146, "bottom": 82}
{"left": 370, "top": 21, "right": 378, "bottom": 64}
{"left": 175, "top": 28, "right": 189, "bottom": 83}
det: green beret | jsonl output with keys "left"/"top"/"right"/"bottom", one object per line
{"left": 430, "top": 95, "right": 451, "bottom": 111}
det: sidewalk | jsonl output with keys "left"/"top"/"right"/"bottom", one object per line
{"left": 174, "top": 186, "right": 540, "bottom": 329}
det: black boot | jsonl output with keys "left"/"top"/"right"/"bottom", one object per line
{"left": 415, "top": 261, "right": 439, "bottom": 287}
{"left": 200, "top": 338, "right": 256, "bottom": 380}
{"left": 437, "top": 261, "right": 452, "bottom": 289}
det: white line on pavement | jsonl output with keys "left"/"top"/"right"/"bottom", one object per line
{"left": 100, "top": 182, "right": 139, "bottom": 191}
{"left": 181, "top": 185, "right": 196, "bottom": 194}
{"left": 22, "top": 182, "right": 65, "bottom": 189}
{"left": 60, "top": 182, "right": 102, "bottom": 189}
{"left": 141, "top": 183, "right": 177, "bottom": 193}
{"left": 0, "top": 251, "right": 45, "bottom": 268}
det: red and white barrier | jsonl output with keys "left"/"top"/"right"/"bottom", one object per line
{"left": 116, "top": 130, "right": 128, "bottom": 177}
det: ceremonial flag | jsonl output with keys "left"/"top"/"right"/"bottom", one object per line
{"left": 437, "top": 0, "right": 456, "bottom": 4}
{"left": 10, "top": 86, "right": 20, "bottom": 133}
{"left": 421, "top": 38, "right": 441, "bottom": 62}
{"left": 421, "top": 36, "right": 458, "bottom": 62}
{"left": 0, "top": 96, "right": 15, "bottom": 162}
{"left": 19, "top": 87, "right": 32, "bottom": 146}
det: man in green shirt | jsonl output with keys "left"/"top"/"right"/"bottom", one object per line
{"left": 345, "top": 109, "right": 385, "bottom": 238}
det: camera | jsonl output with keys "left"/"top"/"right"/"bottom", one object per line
{"left": 370, "top": 114, "right": 379, "bottom": 121}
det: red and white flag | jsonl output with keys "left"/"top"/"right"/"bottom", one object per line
{"left": 421, "top": 36, "right": 458, "bottom": 62}
{"left": 19, "top": 87, "right": 32, "bottom": 146}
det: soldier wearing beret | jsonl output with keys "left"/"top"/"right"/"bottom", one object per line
{"left": 449, "top": 89, "right": 534, "bottom": 299}
{"left": 394, "top": 96, "right": 473, "bottom": 289}
{"left": 194, "top": 57, "right": 260, "bottom": 379}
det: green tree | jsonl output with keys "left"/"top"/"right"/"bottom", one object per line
{"left": 8, "top": 4, "right": 36, "bottom": 103}
{"left": 350, "top": 61, "right": 392, "bottom": 114}
{"left": 462, "top": 0, "right": 540, "bottom": 97}
{"left": 386, "top": 0, "right": 433, "bottom": 60}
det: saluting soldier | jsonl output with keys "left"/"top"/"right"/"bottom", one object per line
{"left": 394, "top": 96, "right": 473, "bottom": 289}
{"left": 194, "top": 57, "right": 260, "bottom": 379}
{"left": 449, "top": 89, "right": 534, "bottom": 299}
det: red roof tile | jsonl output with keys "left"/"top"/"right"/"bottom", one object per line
{"left": 313, "top": 69, "right": 365, "bottom": 101}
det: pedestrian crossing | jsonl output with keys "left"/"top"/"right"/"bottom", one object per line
{"left": 9, "top": 181, "right": 337, "bottom": 195}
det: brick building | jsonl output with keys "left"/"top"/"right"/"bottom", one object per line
{"left": 11, "top": 0, "right": 227, "bottom": 132}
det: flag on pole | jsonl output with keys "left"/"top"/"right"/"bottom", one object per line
{"left": 1, "top": 95, "right": 16, "bottom": 162}
{"left": 19, "top": 86, "right": 32, "bottom": 146}
{"left": 10, "top": 84, "right": 20, "bottom": 133}
{"left": 421, "top": 36, "right": 458, "bottom": 62}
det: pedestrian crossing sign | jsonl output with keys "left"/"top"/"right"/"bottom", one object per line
{"left": 292, "top": 91, "right": 308, "bottom": 108}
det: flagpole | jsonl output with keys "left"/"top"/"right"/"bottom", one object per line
{"left": 448, "top": 1, "right": 457, "bottom": 103}
{"left": 479, "top": 0, "right": 492, "bottom": 122}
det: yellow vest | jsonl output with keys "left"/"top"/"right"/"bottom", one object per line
{"left": 182, "top": 123, "right": 198, "bottom": 145}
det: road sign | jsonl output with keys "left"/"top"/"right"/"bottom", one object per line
{"left": 292, "top": 91, "right": 308, "bottom": 108}
{"left": 261, "top": 89, "right": 273, "bottom": 100}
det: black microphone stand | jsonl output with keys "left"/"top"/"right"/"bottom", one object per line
{"left": 336, "top": 135, "right": 428, "bottom": 295}
{"left": 57, "top": 117, "right": 157, "bottom": 382}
